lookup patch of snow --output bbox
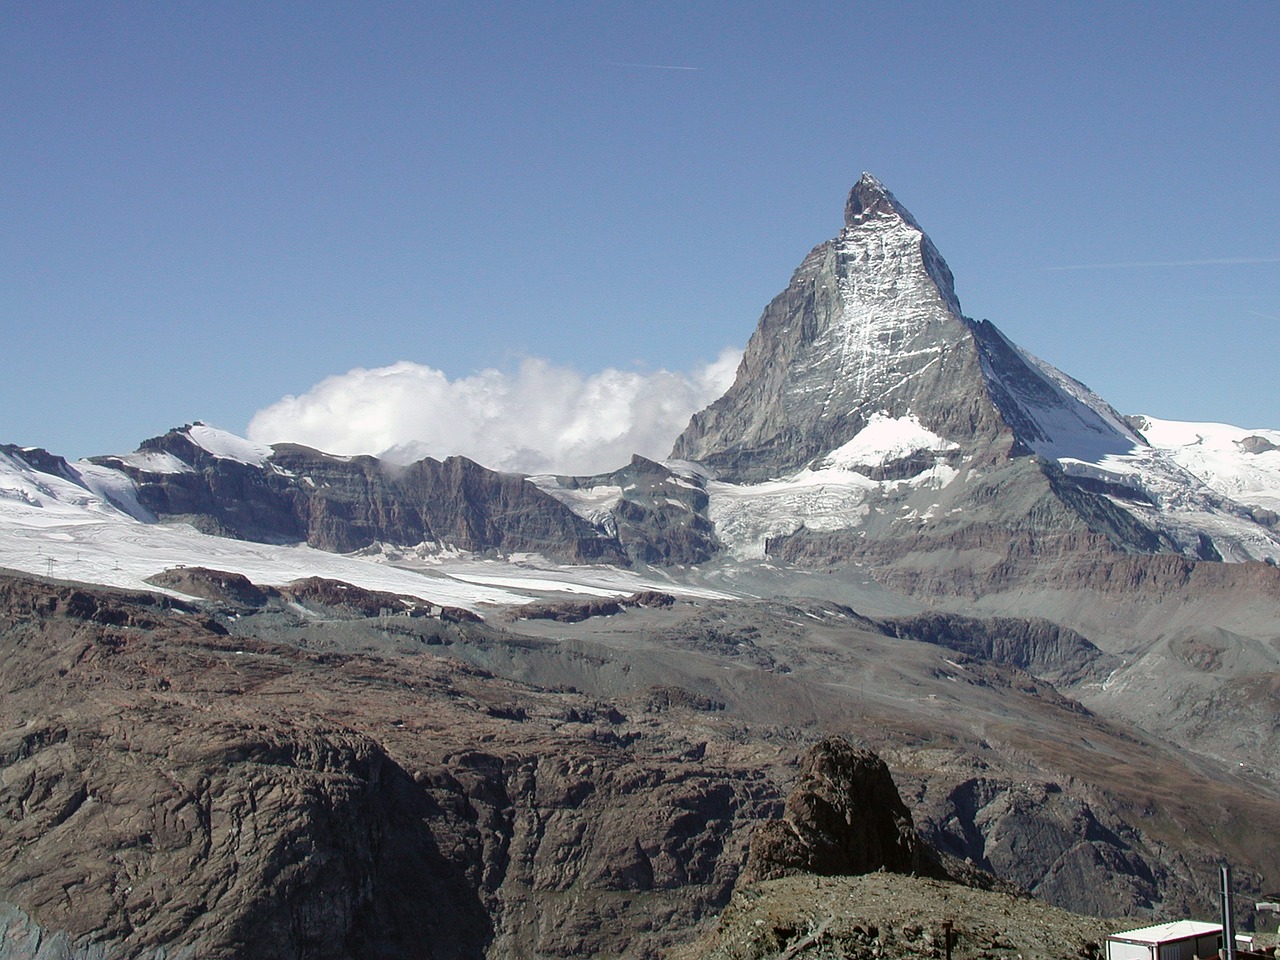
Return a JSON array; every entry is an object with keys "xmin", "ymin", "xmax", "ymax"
[
  {"xmin": 970, "ymin": 321, "xmax": 1143, "ymax": 465},
  {"xmin": 708, "ymin": 468, "xmax": 877, "ymax": 560},
  {"xmin": 187, "ymin": 424, "xmax": 274, "ymax": 467},
  {"xmin": 111, "ymin": 451, "xmax": 193, "ymax": 475},
  {"xmin": 526, "ymin": 476, "xmax": 623, "ymax": 527},
  {"xmin": 1056, "ymin": 446, "xmax": 1280, "ymax": 563},
  {"xmin": 816, "ymin": 413, "xmax": 957, "ymax": 470},
  {"xmin": 1136, "ymin": 416, "xmax": 1280, "ymax": 515},
  {"xmin": 72, "ymin": 461, "xmax": 154, "ymax": 522}
]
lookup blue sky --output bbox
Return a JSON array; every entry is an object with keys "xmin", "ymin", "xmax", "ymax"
[{"xmin": 3, "ymin": 2, "xmax": 1278, "ymax": 465}]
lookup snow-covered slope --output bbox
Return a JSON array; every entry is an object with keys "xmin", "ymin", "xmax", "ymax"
[
  {"xmin": 0, "ymin": 446, "xmax": 728, "ymax": 609},
  {"xmin": 1136, "ymin": 416, "xmax": 1280, "ymax": 516}
]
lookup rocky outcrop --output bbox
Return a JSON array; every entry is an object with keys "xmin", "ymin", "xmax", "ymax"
[
  {"xmin": 742, "ymin": 739, "xmax": 945, "ymax": 884},
  {"xmin": 278, "ymin": 576, "xmax": 439, "ymax": 618},
  {"xmin": 145, "ymin": 567, "xmax": 272, "ymax": 607},
  {"xmin": 505, "ymin": 590, "xmax": 675, "ymax": 624}
]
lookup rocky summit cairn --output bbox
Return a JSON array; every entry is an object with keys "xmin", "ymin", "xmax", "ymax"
[{"xmin": 742, "ymin": 737, "xmax": 946, "ymax": 884}]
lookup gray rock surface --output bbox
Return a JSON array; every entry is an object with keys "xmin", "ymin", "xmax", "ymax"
[
  {"xmin": 92, "ymin": 428, "xmax": 628, "ymax": 564},
  {"xmin": 672, "ymin": 174, "xmax": 1012, "ymax": 481}
]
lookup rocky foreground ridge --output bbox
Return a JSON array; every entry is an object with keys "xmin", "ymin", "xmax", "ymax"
[
  {"xmin": 2, "ymin": 571, "xmax": 1278, "ymax": 958},
  {"xmin": 675, "ymin": 739, "xmax": 1109, "ymax": 960}
]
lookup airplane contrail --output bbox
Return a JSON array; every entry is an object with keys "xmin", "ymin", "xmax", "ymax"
[
  {"xmin": 609, "ymin": 61, "xmax": 701, "ymax": 71},
  {"xmin": 1043, "ymin": 256, "xmax": 1280, "ymax": 271}
]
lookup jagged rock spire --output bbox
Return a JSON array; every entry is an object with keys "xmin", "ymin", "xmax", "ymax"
[
  {"xmin": 670, "ymin": 175, "xmax": 1141, "ymax": 482},
  {"xmin": 844, "ymin": 172, "xmax": 921, "ymax": 230},
  {"xmin": 671, "ymin": 175, "xmax": 990, "ymax": 480}
]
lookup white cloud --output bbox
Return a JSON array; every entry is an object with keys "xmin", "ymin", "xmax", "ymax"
[{"xmin": 246, "ymin": 349, "xmax": 742, "ymax": 476}]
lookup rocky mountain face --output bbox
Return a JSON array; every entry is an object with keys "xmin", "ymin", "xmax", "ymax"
[
  {"xmin": 531, "ymin": 455, "xmax": 720, "ymax": 565},
  {"xmin": 87, "ymin": 427, "xmax": 628, "ymax": 563},
  {"xmin": 670, "ymin": 174, "xmax": 1140, "ymax": 480},
  {"xmin": 0, "ymin": 572, "xmax": 783, "ymax": 959}
]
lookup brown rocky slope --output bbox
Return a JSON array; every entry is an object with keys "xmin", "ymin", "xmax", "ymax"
[
  {"xmin": 0, "ymin": 572, "xmax": 782, "ymax": 959},
  {"xmin": 3, "ymin": 572, "xmax": 1277, "ymax": 958}
]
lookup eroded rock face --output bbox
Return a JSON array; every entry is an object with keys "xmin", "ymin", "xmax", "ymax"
[
  {"xmin": 877, "ymin": 613, "xmax": 1117, "ymax": 688},
  {"xmin": 541, "ymin": 455, "xmax": 721, "ymax": 565},
  {"xmin": 742, "ymin": 738, "xmax": 943, "ymax": 884},
  {"xmin": 92, "ymin": 430, "xmax": 629, "ymax": 564},
  {"xmin": 0, "ymin": 573, "xmax": 780, "ymax": 960}
]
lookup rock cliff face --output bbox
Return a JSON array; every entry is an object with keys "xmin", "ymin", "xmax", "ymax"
[{"xmin": 91, "ymin": 427, "xmax": 628, "ymax": 564}]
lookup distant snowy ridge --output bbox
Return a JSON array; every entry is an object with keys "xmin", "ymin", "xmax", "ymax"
[
  {"xmin": 0, "ymin": 435, "xmax": 727, "ymax": 609},
  {"xmin": 1136, "ymin": 416, "xmax": 1280, "ymax": 515}
]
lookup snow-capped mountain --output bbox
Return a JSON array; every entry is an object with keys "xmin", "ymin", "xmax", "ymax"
[
  {"xmin": 672, "ymin": 174, "xmax": 1145, "ymax": 480},
  {"xmin": 668, "ymin": 174, "xmax": 1280, "ymax": 565},
  {"xmin": 2, "ymin": 175, "xmax": 1279, "ymax": 605}
]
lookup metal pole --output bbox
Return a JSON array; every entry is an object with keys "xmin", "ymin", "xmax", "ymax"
[{"xmin": 1222, "ymin": 865, "xmax": 1237, "ymax": 960}]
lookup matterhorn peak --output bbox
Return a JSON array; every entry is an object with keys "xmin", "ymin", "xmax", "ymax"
[
  {"xmin": 672, "ymin": 176, "xmax": 1143, "ymax": 482},
  {"xmin": 672, "ymin": 175, "xmax": 986, "ymax": 479},
  {"xmin": 844, "ymin": 172, "xmax": 921, "ymax": 230}
]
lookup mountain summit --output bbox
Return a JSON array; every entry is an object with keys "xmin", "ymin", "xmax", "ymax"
[
  {"xmin": 672, "ymin": 174, "xmax": 1140, "ymax": 481},
  {"xmin": 672, "ymin": 176, "xmax": 1279, "ymax": 566}
]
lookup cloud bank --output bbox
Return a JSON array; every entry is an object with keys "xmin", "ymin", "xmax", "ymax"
[{"xmin": 247, "ymin": 349, "xmax": 742, "ymax": 476}]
